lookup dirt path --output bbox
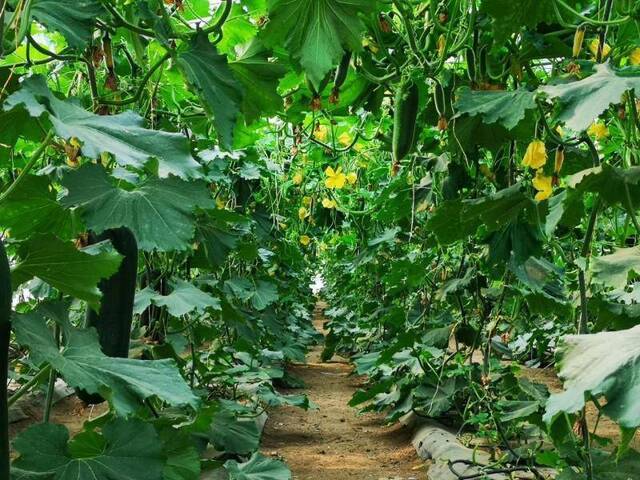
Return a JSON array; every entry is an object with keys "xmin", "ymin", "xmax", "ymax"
[{"xmin": 262, "ymin": 302, "xmax": 424, "ymax": 480}]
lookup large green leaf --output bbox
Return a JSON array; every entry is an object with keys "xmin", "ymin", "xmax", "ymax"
[
  {"xmin": 224, "ymin": 278, "xmax": 279, "ymax": 311},
  {"xmin": 261, "ymin": 0, "xmax": 372, "ymax": 89},
  {"xmin": 566, "ymin": 164, "xmax": 640, "ymax": 208},
  {"xmin": 542, "ymin": 63, "xmax": 640, "ymax": 132},
  {"xmin": 134, "ymin": 279, "xmax": 221, "ymax": 317},
  {"xmin": 545, "ymin": 325, "xmax": 640, "ymax": 428},
  {"xmin": 224, "ymin": 453, "xmax": 291, "ymax": 480},
  {"xmin": 61, "ymin": 164, "xmax": 213, "ymax": 252},
  {"xmin": 11, "ymin": 235, "xmax": 122, "ymax": 309},
  {"xmin": 12, "ymin": 419, "xmax": 163, "ymax": 480},
  {"xmin": 592, "ymin": 247, "xmax": 640, "ymax": 290},
  {"xmin": 30, "ymin": 0, "xmax": 104, "ymax": 49},
  {"xmin": 210, "ymin": 407, "xmax": 261, "ymax": 455},
  {"xmin": 454, "ymin": 87, "xmax": 537, "ymax": 130},
  {"xmin": 177, "ymin": 32, "xmax": 244, "ymax": 149},
  {"xmin": 0, "ymin": 175, "xmax": 75, "ymax": 239},
  {"xmin": 4, "ymin": 76, "xmax": 202, "ymax": 179},
  {"xmin": 229, "ymin": 40, "xmax": 287, "ymax": 123},
  {"xmin": 428, "ymin": 184, "xmax": 532, "ymax": 245},
  {"xmin": 13, "ymin": 310, "xmax": 199, "ymax": 415}
]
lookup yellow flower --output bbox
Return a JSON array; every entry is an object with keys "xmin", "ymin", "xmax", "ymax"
[
  {"xmin": 325, "ymin": 166, "xmax": 346, "ymax": 189},
  {"xmin": 299, "ymin": 235, "xmax": 311, "ymax": 246},
  {"xmin": 522, "ymin": 140, "xmax": 547, "ymax": 169},
  {"xmin": 292, "ymin": 171, "xmax": 304, "ymax": 185},
  {"xmin": 302, "ymin": 196, "xmax": 312, "ymax": 207},
  {"xmin": 346, "ymin": 172, "xmax": 358, "ymax": 185},
  {"xmin": 588, "ymin": 38, "xmax": 611, "ymax": 59},
  {"xmin": 216, "ymin": 197, "xmax": 226, "ymax": 209},
  {"xmin": 322, "ymin": 198, "xmax": 337, "ymax": 209},
  {"xmin": 318, "ymin": 242, "xmax": 328, "ymax": 252},
  {"xmin": 587, "ymin": 122, "xmax": 609, "ymax": 140},
  {"xmin": 630, "ymin": 47, "xmax": 640, "ymax": 66},
  {"xmin": 298, "ymin": 206, "xmax": 309, "ymax": 220},
  {"xmin": 278, "ymin": 222, "xmax": 287, "ymax": 230},
  {"xmin": 338, "ymin": 132, "xmax": 352, "ymax": 146},
  {"xmin": 315, "ymin": 124, "xmax": 329, "ymax": 142},
  {"xmin": 555, "ymin": 125, "xmax": 564, "ymax": 137},
  {"xmin": 532, "ymin": 170, "xmax": 553, "ymax": 201}
]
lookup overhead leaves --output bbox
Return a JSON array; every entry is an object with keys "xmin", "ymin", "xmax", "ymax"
[
  {"xmin": 230, "ymin": 40, "xmax": 287, "ymax": 123},
  {"xmin": 61, "ymin": 164, "xmax": 213, "ymax": 252},
  {"xmin": 177, "ymin": 32, "xmax": 244, "ymax": 149},
  {"xmin": 11, "ymin": 235, "xmax": 122, "ymax": 309},
  {"xmin": 224, "ymin": 453, "xmax": 291, "ymax": 480},
  {"xmin": 13, "ymin": 310, "xmax": 199, "ymax": 415},
  {"xmin": 224, "ymin": 278, "xmax": 279, "ymax": 310},
  {"xmin": 542, "ymin": 63, "xmax": 640, "ymax": 131},
  {"xmin": 261, "ymin": 0, "xmax": 372, "ymax": 89},
  {"xmin": 134, "ymin": 279, "xmax": 221, "ymax": 317},
  {"xmin": 30, "ymin": 0, "xmax": 104, "ymax": 49},
  {"xmin": 591, "ymin": 247, "xmax": 640, "ymax": 290},
  {"xmin": 4, "ymin": 76, "xmax": 202, "ymax": 179},
  {"xmin": 566, "ymin": 164, "xmax": 640, "ymax": 208},
  {"xmin": 455, "ymin": 87, "xmax": 537, "ymax": 130},
  {"xmin": 12, "ymin": 419, "xmax": 163, "ymax": 480}
]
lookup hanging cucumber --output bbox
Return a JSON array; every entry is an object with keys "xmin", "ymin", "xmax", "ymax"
[
  {"xmin": 392, "ymin": 78, "xmax": 420, "ymax": 163},
  {"xmin": 0, "ymin": 239, "xmax": 11, "ymax": 478},
  {"xmin": 330, "ymin": 51, "xmax": 352, "ymax": 104},
  {"xmin": 77, "ymin": 227, "xmax": 138, "ymax": 404}
]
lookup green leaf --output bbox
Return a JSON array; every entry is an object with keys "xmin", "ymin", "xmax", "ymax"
[
  {"xmin": 210, "ymin": 407, "xmax": 261, "ymax": 455},
  {"xmin": 12, "ymin": 419, "xmax": 163, "ymax": 480},
  {"xmin": 134, "ymin": 279, "xmax": 221, "ymax": 317},
  {"xmin": 542, "ymin": 63, "xmax": 640, "ymax": 132},
  {"xmin": 454, "ymin": 87, "xmax": 537, "ymax": 130},
  {"xmin": 481, "ymin": 0, "xmax": 567, "ymax": 43},
  {"xmin": 368, "ymin": 227, "xmax": 401, "ymax": 247},
  {"xmin": 567, "ymin": 164, "xmax": 640, "ymax": 208},
  {"xmin": 30, "ymin": 0, "xmax": 104, "ymax": 49},
  {"xmin": 229, "ymin": 40, "xmax": 287, "ymax": 123},
  {"xmin": 261, "ymin": 0, "xmax": 372, "ymax": 89},
  {"xmin": 11, "ymin": 234, "xmax": 122, "ymax": 309},
  {"xmin": 13, "ymin": 311, "xmax": 199, "ymax": 415},
  {"xmin": 61, "ymin": 164, "xmax": 213, "ymax": 252},
  {"xmin": 4, "ymin": 76, "xmax": 202, "ymax": 179},
  {"xmin": 224, "ymin": 278, "xmax": 279, "ymax": 311},
  {"xmin": 159, "ymin": 427, "xmax": 201, "ymax": 480},
  {"xmin": 428, "ymin": 184, "xmax": 532, "ymax": 245},
  {"xmin": 545, "ymin": 325, "xmax": 640, "ymax": 428},
  {"xmin": 224, "ymin": 453, "xmax": 291, "ymax": 480},
  {"xmin": 592, "ymin": 247, "xmax": 640, "ymax": 290},
  {"xmin": 0, "ymin": 175, "xmax": 75, "ymax": 239},
  {"xmin": 177, "ymin": 32, "xmax": 244, "ymax": 149}
]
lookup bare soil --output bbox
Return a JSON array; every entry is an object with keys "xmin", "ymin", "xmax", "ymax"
[{"xmin": 261, "ymin": 302, "xmax": 425, "ymax": 480}]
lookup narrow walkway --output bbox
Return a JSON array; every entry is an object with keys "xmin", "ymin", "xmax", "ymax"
[{"xmin": 262, "ymin": 302, "xmax": 424, "ymax": 480}]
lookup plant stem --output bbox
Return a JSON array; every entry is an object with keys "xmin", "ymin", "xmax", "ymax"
[
  {"xmin": 8, "ymin": 365, "xmax": 51, "ymax": 408},
  {"xmin": 42, "ymin": 325, "xmax": 59, "ymax": 423},
  {"xmin": 0, "ymin": 130, "xmax": 54, "ymax": 204}
]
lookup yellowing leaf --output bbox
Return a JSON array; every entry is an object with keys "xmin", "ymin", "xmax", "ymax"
[
  {"xmin": 338, "ymin": 132, "xmax": 352, "ymax": 146},
  {"xmin": 522, "ymin": 140, "xmax": 547, "ymax": 169}
]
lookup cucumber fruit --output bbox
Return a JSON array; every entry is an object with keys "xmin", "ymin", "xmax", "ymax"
[
  {"xmin": 392, "ymin": 78, "xmax": 420, "ymax": 163},
  {"xmin": 77, "ymin": 227, "xmax": 138, "ymax": 404},
  {"xmin": 0, "ymin": 239, "xmax": 11, "ymax": 478}
]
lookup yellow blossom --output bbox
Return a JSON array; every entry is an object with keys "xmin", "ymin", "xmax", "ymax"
[
  {"xmin": 532, "ymin": 170, "xmax": 553, "ymax": 201},
  {"xmin": 346, "ymin": 172, "xmax": 358, "ymax": 185},
  {"xmin": 299, "ymin": 235, "xmax": 311, "ymax": 246},
  {"xmin": 325, "ymin": 166, "xmax": 347, "ymax": 189},
  {"xmin": 292, "ymin": 171, "xmax": 304, "ymax": 185},
  {"xmin": 630, "ymin": 47, "xmax": 640, "ymax": 66},
  {"xmin": 322, "ymin": 198, "xmax": 337, "ymax": 209},
  {"xmin": 315, "ymin": 124, "xmax": 329, "ymax": 142},
  {"xmin": 338, "ymin": 132, "xmax": 352, "ymax": 146},
  {"xmin": 215, "ymin": 197, "xmax": 226, "ymax": 209},
  {"xmin": 587, "ymin": 122, "xmax": 609, "ymax": 140},
  {"xmin": 278, "ymin": 222, "xmax": 287, "ymax": 230},
  {"xmin": 298, "ymin": 206, "xmax": 309, "ymax": 220},
  {"xmin": 588, "ymin": 38, "xmax": 611, "ymax": 59},
  {"xmin": 555, "ymin": 125, "xmax": 565, "ymax": 137},
  {"xmin": 522, "ymin": 140, "xmax": 547, "ymax": 169},
  {"xmin": 302, "ymin": 196, "xmax": 312, "ymax": 207},
  {"xmin": 318, "ymin": 242, "xmax": 328, "ymax": 252}
]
